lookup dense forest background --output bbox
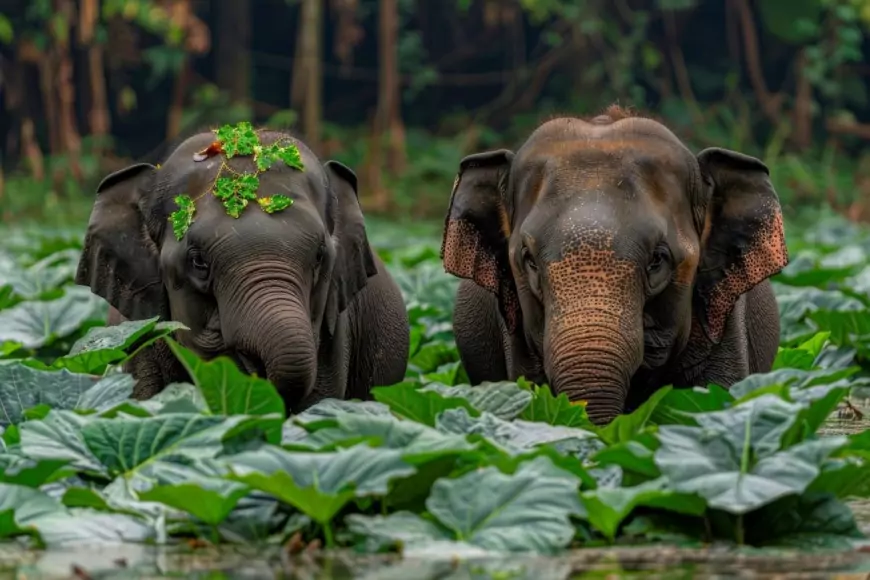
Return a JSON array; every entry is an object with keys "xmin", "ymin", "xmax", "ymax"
[{"xmin": 1, "ymin": 0, "xmax": 869, "ymax": 223}]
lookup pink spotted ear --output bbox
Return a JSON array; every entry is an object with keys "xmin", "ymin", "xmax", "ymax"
[
  {"xmin": 693, "ymin": 147, "xmax": 789, "ymax": 343},
  {"xmin": 440, "ymin": 149, "xmax": 521, "ymax": 332}
]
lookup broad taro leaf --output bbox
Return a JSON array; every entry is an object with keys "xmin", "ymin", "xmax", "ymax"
[
  {"xmin": 75, "ymin": 374, "xmax": 135, "ymax": 413},
  {"xmin": 0, "ymin": 286, "xmax": 105, "ymax": 349},
  {"xmin": 519, "ymin": 383, "xmax": 591, "ymax": 428},
  {"xmin": 225, "ymin": 443, "xmax": 416, "ymax": 523},
  {"xmin": 80, "ymin": 414, "xmax": 277, "ymax": 478},
  {"xmin": 406, "ymin": 340, "xmax": 460, "ymax": 376},
  {"xmin": 28, "ymin": 508, "xmax": 156, "ymax": 546},
  {"xmin": 655, "ymin": 395, "xmax": 848, "ymax": 514},
  {"xmin": 649, "ymin": 385, "xmax": 734, "ymax": 425},
  {"xmin": 347, "ymin": 511, "xmax": 450, "ymax": 552},
  {"xmin": 421, "ymin": 360, "xmax": 470, "ymax": 386},
  {"xmin": 282, "ymin": 398, "xmax": 392, "ymax": 443},
  {"xmin": 436, "ymin": 407, "xmax": 599, "ymax": 457},
  {"xmin": 138, "ymin": 480, "xmax": 251, "ymax": 526},
  {"xmin": 580, "ymin": 476, "xmax": 706, "ymax": 541},
  {"xmin": 771, "ymin": 329, "xmax": 830, "ymax": 372},
  {"xmin": 19, "ymin": 411, "xmax": 106, "ymax": 475},
  {"xmin": 0, "ymin": 250, "xmax": 76, "ymax": 302},
  {"xmin": 0, "ymin": 454, "xmax": 71, "ymax": 487},
  {"xmin": 43, "ymin": 317, "xmax": 186, "ymax": 374},
  {"xmin": 166, "ymin": 339, "xmax": 285, "ymax": 423},
  {"xmin": 747, "ymin": 492, "xmax": 863, "ymax": 549},
  {"xmin": 419, "ymin": 381, "xmax": 531, "ymax": 420},
  {"xmin": 730, "ymin": 366, "xmax": 857, "ymax": 401},
  {"xmin": 373, "ymin": 381, "xmax": 478, "ymax": 426},
  {"xmin": 286, "ymin": 411, "xmax": 475, "ymax": 461},
  {"xmin": 595, "ymin": 387, "xmax": 672, "ymax": 445},
  {"xmin": 424, "ymin": 456, "xmax": 584, "ymax": 553},
  {"xmin": 0, "ymin": 483, "xmax": 65, "ymax": 538},
  {"xmin": 0, "ymin": 362, "xmax": 101, "ymax": 426},
  {"xmin": 591, "ymin": 432, "xmax": 661, "ymax": 483},
  {"xmin": 136, "ymin": 382, "xmax": 208, "ymax": 415}
]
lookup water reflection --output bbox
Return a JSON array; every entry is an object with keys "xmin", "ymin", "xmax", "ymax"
[{"xmin": 5, "ymin": 544, "xmax": 870, "ymax": 579}]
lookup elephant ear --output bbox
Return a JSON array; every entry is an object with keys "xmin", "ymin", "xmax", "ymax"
[
  {"xmin": 693, "ymin": 147, "xmax": 789, "ymax": 344},
  {"xmin": 440, "ymin": 149, "xmax": 520, "ymax": 332},
  {"xmin": 323, "ymin": 160, "xmax": 378, "ymax": 335},
  {"xmin": 75, "ymin": 163, "xmax": 169, "ymax": 321}
]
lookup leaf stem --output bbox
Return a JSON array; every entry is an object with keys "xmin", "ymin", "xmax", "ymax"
[
  {"xmin": 735, "ymin": 514, "xmax": 744, "ymax": 546},
  {"xmin": 323, "ymin": 521, "xmax": 335, "ymax": 548}
]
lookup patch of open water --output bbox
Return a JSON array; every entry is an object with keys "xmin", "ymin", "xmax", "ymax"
[{"xmin": 8, "ymin": 403, "xmax": 870, "ymax": 579}]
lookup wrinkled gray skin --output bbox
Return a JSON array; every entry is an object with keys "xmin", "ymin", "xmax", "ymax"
[
  {"xmin": 76, "ymin": 130, "xmax": 410, "ymax": 412},
  {"xmin": 441, "ymin": 111, "xmax": 788, "ymax": 425}
]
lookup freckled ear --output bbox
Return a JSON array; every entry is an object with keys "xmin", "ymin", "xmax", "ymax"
[
  {"xmin": 693, "ymin": 147, "xmax": 789, "ymax": 343},
  {"xmin": 440, "ymin": 149, "xmax": 521, "ymax": 332}
]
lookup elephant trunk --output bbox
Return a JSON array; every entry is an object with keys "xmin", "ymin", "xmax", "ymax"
[
  {"xmin": 544, "ymin": 313, "xmax": 644, "ymax": 425},
  {"xmin": 221, "ymin": 281, "xmax": 318, "ymax": 410}
]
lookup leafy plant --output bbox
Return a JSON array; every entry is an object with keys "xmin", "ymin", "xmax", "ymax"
[{"xmin": 0, "ymin": 212, "xmax": 867, "ymax": 561}]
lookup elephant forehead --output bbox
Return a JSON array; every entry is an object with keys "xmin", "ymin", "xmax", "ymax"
[{"xmin": 515, "ymin": 135, "xmax": 690, "ymax": 205}]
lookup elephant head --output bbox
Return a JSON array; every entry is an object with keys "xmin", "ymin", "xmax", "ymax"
[
  {"xmin": 75, "ymin": 129, "xmax": 377, "ymax": 409},
  {"xmin": 440, "ymin": 107, "xmax": 788, "ymax": 424}
]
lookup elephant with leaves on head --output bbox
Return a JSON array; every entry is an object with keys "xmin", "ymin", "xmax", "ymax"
[
  {"xmin": 75, "ymin": 127, "xmax": 410, "ymax": 412},
  {"xmin": 440, "ymin": 105, "xmax": 789, "ymax": 425}
]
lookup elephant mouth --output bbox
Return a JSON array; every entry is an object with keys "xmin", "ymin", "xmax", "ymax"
[{"xmin": 235, "ymin": 351, "xmax": 267, "ymax": 379}]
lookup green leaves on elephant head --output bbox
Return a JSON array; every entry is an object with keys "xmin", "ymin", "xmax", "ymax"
[
  {"xmin": 169, "ymin": 122, "xmax": 306, "ymax": 240},
  {"xmin": 170, "ymin": 195, "xmax": 196, "ymax": 241},
  {"xmin": 257, "ymin": 195, "xmax": 294, "ymax": 214}
]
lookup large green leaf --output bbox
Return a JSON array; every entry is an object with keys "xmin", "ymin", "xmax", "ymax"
[
  {"xmin": 580, "ymin": 476, "xmax": 706, "ymax": 541},
  {"xmin": 0, "ymin": 483, "xmax": 65, "ymax": 538},
  {"xmin": 372, "ymin": 381, "xmax": 477, "ymax": 426},
  {"xmin": 0, "ymin": 286, "xmax": 105, "ymax": 349},
  {"xmin": 436, "ymin": 407, "xmax": 599, "ymax": 456},
  {"xmin": 19, "ymin": 411, "xmax": 106, "ymax": 475},
  {"xmin": 425, "ymin": 456, "xmax": 584, "ymax": 553},
  {"xmin": 419, "ymin": 381, "xmax": 532, "ymax": 420},
  {"xmin": 595, "ymin": 387, "xmax": 672, "ymax": 445},
  {"xmin": 32, "ymin": 317, "xmax": 188, "ymax": 374},
  {"xmin": 519, "ymin": 383, "xmax": 591, "ymax": 428},
  {"xmin": 226, "ymin": 443, "xmax": 415, "ymax": 523},
  {"xmin": 0, "ymin": 362, "xmax": 100, "ymax": 426},
  {"xmin": 138, "ymin": 480, "xmax": 251, "ymax": 525},
  {"xmin": 81, "ymin": 414, "xmax": 277, "ymax": 477},
  {"xmin": 286, "ymin": 410, "xmax": 475, "ymax": 460},
  {"xmin": 166, "ymin": 339, "xmax": 285, "ymax": 421},
  {"xmin": 654, "ymin": 395, "xmax": 848, "ymax": 514}
]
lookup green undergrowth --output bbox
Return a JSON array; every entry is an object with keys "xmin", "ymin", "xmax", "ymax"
[{"xmin": 0, "ymin": 216, "xmax": 869, "ymax": 555}]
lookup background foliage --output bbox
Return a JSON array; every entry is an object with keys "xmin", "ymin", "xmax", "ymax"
[{"xmin": 2, "ymin": 0, "xmax": 870, "ymax": 223}]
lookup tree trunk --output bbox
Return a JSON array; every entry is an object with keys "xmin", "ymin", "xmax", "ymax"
[
  {"xmin": 792, "ymin": 49, "xmax": 812, "ymax": 151},
  {"xmin": 167, "ymin": 59, "xmax": 191, "ymax": 140},
  {"xmin": 54, "ymin": 0, "xmax": 82, "ymax": 184},
  {"xmin": 80, "ymin": 0, "xmax": 110, "ymax": 152},
  {"xmin": 293, "ymin": 0, "xmax": 323, "ymax": 152},
  {"xmin": 216, "ymin": 0, "xmax": 251, "ymax": 103},
  {"xmin": 377, "ymin": 0, "xmax": 406, "ymax": 175}
]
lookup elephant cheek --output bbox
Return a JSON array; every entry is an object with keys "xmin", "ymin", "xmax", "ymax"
[{"xmin": 542, "ymin": 242, "xmax": 645, "ymax": 424}]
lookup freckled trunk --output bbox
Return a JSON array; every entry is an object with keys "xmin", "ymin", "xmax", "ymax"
[
  {"xmin": 222, "ymin": 284, "xmax": 318, "ymax": 410},
  {"xmin": 544, "ymin": 294, "xmax": 644, "ymax": 426}
]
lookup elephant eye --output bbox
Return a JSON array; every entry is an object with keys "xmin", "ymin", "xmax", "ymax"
[
  {"xmin": 188, "ymin": 249, "xmax": 209, "ymax": 278},
  {"xmin": 648, "ymin": 246, "xmax": 669, "ymax": 272}
]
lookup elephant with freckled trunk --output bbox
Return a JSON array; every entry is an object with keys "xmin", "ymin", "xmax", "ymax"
[
  {"xmin": 441, "ymin": 106, "xmax": 789, "ymax": 425},
  {"xmin": 75, "ymin": 129, "xmax": 410, "ymax": 412}
]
